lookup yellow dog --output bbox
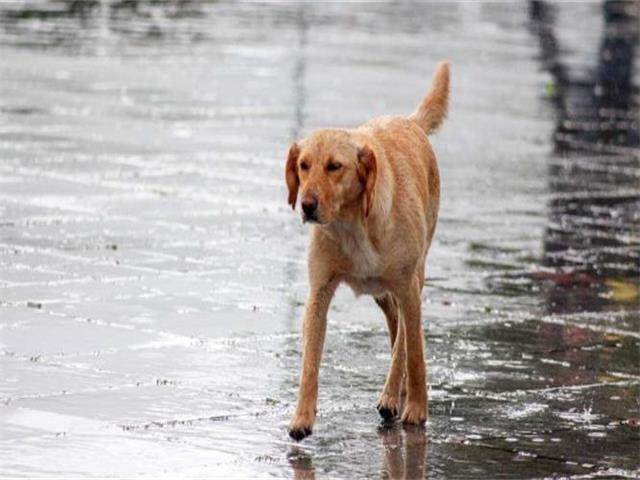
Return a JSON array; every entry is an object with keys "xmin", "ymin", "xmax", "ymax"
[{"xmin": 285, "ymin": 61, "xmax": 449, "ymax": 440}]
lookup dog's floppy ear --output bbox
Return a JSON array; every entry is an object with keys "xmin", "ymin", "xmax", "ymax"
[
  {"xmin": 357, "ymin": 145, "xmax": 377, "ymax": 217},
  {"xmin": 285, "ymin": 143, "xmax": 301, "ymax": 209}
]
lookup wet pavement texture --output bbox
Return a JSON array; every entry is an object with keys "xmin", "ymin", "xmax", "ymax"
[{"xmin": 0, "ymin": 1, "xmax": 639, "ymax": 478}]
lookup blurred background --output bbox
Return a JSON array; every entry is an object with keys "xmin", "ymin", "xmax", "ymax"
[{"xmin": 0, "ymin": 1, "xmax": 638, "ymax": 478}]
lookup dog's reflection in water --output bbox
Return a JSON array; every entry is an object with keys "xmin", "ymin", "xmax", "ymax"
[
  {"xmin": 379, "ymin": 424, "xmax": 427, "ymax": 479},
  {"xmin": 287, "ymin": 447, "xmax": 315, "ymax": 480},
  {"xmin": 288, "ymin": 425, "xmax": 427, "ymax": 480}
]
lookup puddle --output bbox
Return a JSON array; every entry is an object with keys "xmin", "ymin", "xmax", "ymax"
[{"xmin": 0, "ymin": 1, "xmax": 638, "ymax": 478}]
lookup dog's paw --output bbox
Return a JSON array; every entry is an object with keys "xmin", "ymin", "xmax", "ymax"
[
  {"xmin": 288, "ymin": 412, "xmax": 315, "ymax": 441},
  {"xmin": 377, "ymin": 393, "xmax": 400, "ymax": 422},
  {"xmin": 288, "ymin": 425, "xmax": 312, "ymax": 442},
  {"xmin": 400, "ymin": 399, "xmax": 426, "ymax": 425}
]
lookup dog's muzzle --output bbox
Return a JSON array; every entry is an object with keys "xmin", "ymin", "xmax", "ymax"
[{"xmin": 301, "ymin": 195, "xmax": 319, "ymax": 223}]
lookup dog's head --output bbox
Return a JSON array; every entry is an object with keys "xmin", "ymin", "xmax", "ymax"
[{"xmin": 285, "ymin": 130, "xmax": 377, "ymax": 225}]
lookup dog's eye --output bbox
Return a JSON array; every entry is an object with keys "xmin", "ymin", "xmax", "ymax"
[
  {"xmin": 327, "ymin": 162, "xmax": 342, "ymax": 172},
  {"xmin": 299, "ymin": 161, "xmax": 309, "ymax": 171}
]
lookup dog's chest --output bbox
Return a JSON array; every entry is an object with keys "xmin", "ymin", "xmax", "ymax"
[
  {"xmin": 345, "ymin": 275, "xmax": 387, "ymax": 297},
  {"xmin": 333, "ymin": 227, "xmax": 386, "ymax": 296}
]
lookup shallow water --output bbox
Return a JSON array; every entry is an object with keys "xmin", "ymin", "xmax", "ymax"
[{"xmin": 0, "ymin": 1, "xmax": 638, "ymax": 478}]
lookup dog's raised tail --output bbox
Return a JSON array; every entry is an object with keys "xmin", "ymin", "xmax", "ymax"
[{"xmin": 409, "ymin": 61, "xmax": 450, "ymax": 134}]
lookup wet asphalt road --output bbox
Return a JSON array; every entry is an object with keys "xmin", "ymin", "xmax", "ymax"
[{"xmin": 1, "ymin": 1, "xmax": 639, "ymax": 478}]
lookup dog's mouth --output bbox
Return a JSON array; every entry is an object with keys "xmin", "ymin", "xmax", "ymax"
[{"xmin": 302, "ymin": 212, "xmax": 324, "ymax": 225}]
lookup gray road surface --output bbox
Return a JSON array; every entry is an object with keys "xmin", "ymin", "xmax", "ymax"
[{"xmin": 1, "ymin": 1, "xmax": 638, "ymax": 478}]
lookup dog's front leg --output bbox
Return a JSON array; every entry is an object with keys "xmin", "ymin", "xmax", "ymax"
[
  {"xmin": 395, "ymin": 277, "xmax": 427, "ymax": 425},
  {"xmin": 288, "ymin": 275, "xmax": 338, "ymax": 441}
]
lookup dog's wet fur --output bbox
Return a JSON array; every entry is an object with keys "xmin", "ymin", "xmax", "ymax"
[{"xmin": 285, "ymin": 62, "xmax": 450, "ymax": 441}]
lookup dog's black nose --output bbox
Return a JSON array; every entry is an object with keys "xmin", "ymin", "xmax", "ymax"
[{"xmin": 301, "ymin": 196, "xmax": 318, "ymax": 221}]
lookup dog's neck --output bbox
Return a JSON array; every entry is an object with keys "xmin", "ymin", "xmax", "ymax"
[{"xmin": 322, "ymin": 218, "xmax": 380, "ymax": 277}]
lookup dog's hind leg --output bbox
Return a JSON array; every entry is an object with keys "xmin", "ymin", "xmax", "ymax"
[
  {"xmin": 376, "ymin": 293, "xmax": 406, "ymax": 421},
  {"xmin": 375, "ymin": 293, "xmax": 399, "ymax": 349}
]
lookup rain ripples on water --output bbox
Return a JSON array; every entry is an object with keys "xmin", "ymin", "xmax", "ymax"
[{"xmin": 0, "ymin": 1, "xmax": 638, "ymax": 478}]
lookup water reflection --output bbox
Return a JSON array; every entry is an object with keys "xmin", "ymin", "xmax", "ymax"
[
  {"xmin": 529, "ymin": 0, "xmax": 639, "ymax": 315},
  {"xmin": 288, "ymin": 447, "xmax": 316, "ymax": 480},
  {"xmin": 0, "ymin": 0, "xmax": 206, "ymax": 51},
  {"xmin": 2, "ymin": 0, "xmax": 204, "ymax": 20},
  {"xmin": 287, "ymin": 425, "xmax": 427, "ymax": 480},
  {"xmin": 1, "ymin": 1, "xmax": 638, "ymax": 478},
  {"xmin": 378, "ymin": 425, "xmax": 428, "ymax": 480}
]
